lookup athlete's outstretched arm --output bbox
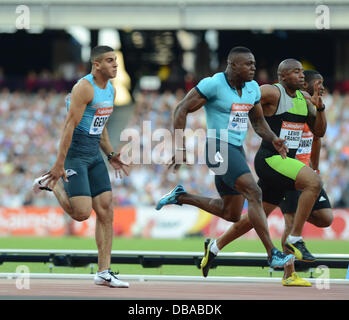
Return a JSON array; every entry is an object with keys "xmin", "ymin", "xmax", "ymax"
[
  {"xmin": 306, "ymin": 101, "xmax": 326, "ymax": 137},
  {"xmin": 100, "ymin": 87, "xmax": 117, "ymax": 157},
  {"xmin": 305, "ymin": 81, "xmax": 327, "ymax": 137},
  {"xmin": 310, "ymin": 135, "xmax": 321, "ymax": 172},
  {"xmin": 168, "ymin": 88, "xmax": 207, "ymax": 171},
  {"xmin": 249, "ymin": 102, "xmax": 288, "ymax": 159},
  {"xmin": 100, "ymin": 122, "xmax": 114, "ymax": 156},
  {"xmin": 100, "ymin": 125, "xmax": 129, "ymax": 178},
  {"xmin": 173, "ymin": 88, "xmax": 207, "ymax": 132},
  {"xmin": 43, "ymin": 80, "xmax": 93, "ymax": 189},
  {"xmin": 248, "ymin": 102, "xmax": 276, "ymax": 141},
  {"xmin": 301, "ymin": 88, "xmax": 324, "ymax": 166}
]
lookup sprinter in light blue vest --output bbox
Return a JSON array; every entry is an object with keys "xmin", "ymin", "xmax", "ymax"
[
  {"xmin": 32, "ymin": 46, "xmax": 129, "ymax": 288},
  {"xmin": 156, "ymin": 47, "xmax": 295, "ymax": 274}
]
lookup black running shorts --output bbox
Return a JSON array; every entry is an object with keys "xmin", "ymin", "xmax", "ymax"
[{"xmin": 279, "ymin": 188, "xmax": 331, "ymax": 214}]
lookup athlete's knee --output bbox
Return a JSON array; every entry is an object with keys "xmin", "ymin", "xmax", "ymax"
[
  {"xmin": 97, "ymin": 210, "xmax": 114, "ymax": 225},
  {"xmin": 318, "ymin": 214, "xmax": 333, "ymax": 228},
  {"xmin": 315, "ymin": 176, "xmax": 323, "ymax": 192},
  {"xmin": 245, "ymin": 185, "xmax": 262, "ymax": 204},
  {"xmin": 220, "ymin": 206, "xmax": 241, "ymax": 222},
  {"xmin": 95, "ymin": 203, "xmax": 114, "ymax": 224},
  {"xmin": 226, "ymin": 212, "xmax": 241, "ymax": 223},
  {"xmin": 236, "ymin": 175, "xmax": 262, "ymax": 203},
  {"xmin": 71, "ymin": 208, "xmax": 91, "ymax": 222},
  {"xmin": 307, "ymin": 174, "xmax": 323, "ymax": 194},
  {"xmin": 310, "ymin": 209, "xmax": 333, "ymax": 228}
]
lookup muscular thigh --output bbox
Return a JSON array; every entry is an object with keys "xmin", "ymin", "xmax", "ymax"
[
  {"xmin": 92, "ymin": 190, "xmax": 112, "ymax": 212},
  {"xmin": 69, "ymin": 196, "xmax": 93, "ymax": 217},
  {"xmin": 92, "ymin": 191, "xmax": 113, "ymax": 222},
  {"xmin": 88, "ymin": 154, "xmax": 112, "ymax": 198}
]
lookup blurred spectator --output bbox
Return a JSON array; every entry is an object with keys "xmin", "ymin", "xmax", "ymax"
[
  {"xmin": 256, "ymin": 68, "xmax": 271, "ymax": 85},
  {"xmin": 184, "ymin": 73, "xmax": 197, "ymax": 92},
  {"xmin": 25, "ymin": 71, "xmax": 38, "ymax": 92},
  {"xmin": 37, "ymin": 69, "xmax": 52, "ymax": 90}
]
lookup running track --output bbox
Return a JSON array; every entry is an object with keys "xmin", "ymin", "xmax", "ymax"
[{"xmin": 1, "ymin": 278, "xmax": 348, "ymax": 300}]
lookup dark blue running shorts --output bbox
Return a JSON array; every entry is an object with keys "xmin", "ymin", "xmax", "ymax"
[
  {"xmin": 205, "ymin": 138, "xmax": 251, "ymax": 196},
  {"xmin": 63, "ymin": 150, "xmax": 112, "ymax": 198}
]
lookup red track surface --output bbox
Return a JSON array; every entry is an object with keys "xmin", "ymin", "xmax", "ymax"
[{"xmin": 1, "ymin": 279, "xmax": 348, "ymax": 300}]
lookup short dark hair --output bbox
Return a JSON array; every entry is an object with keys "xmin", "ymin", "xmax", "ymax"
[
  {"xmin": 90, "ymin": 45, "xmax": 114, "ymax": 63},
  {"xmin": 228, "ymin": 46, "xmax": 251, "ymax": 60},
  {"xmin": 304, "ymin": 70, "xmax": 322, "ymax": 83}
]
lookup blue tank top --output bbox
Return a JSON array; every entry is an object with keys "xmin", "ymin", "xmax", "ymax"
[
  {"xmin": 196, "ymin": 72, "xmax": 261, "ymax": 146},
  {"xmin": 65, "ymin": 74, "xmax": 115, "ymax": 155}
]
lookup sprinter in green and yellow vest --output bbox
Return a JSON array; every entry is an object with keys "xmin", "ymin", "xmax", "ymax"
[{"xmin": 255, "ymin": 59, "xmax": 326, "ymax": 264}]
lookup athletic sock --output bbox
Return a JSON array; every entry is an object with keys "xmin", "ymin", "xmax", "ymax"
[
  {"xmin": 97, "ymin": 269, "xmax": 109, "ymax": 275},
  {"xmin": 287, "ymin": 235, "xmax": 303, "ymax": 244},
  {"xmin": 210, "ymin": 239, "xmax": 219, "ymax": 255}
]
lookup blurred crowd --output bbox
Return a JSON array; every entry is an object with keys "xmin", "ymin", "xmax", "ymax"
[
  {"xmin": 0, "ymin": 78, "xmax": 349, "ymax": 209},
  {"xmin": 0, "ymin": 88, "xmax": 66, "ymax": 207},
  {"xmin": 0, "ymin": 64, "xmax": 87, "ymax": 94}
]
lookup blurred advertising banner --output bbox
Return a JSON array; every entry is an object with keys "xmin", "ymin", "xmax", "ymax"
[
  {"xmin": 0, "ymin": 207, "xmax": 66, "ymax": 236},
  {"xmin": 0, "ymin": 206, "xmax": 348, "ymax": 239},
  {"xmin": 0, "ymin": 206, "xmax": 136, "ymax": 237}
]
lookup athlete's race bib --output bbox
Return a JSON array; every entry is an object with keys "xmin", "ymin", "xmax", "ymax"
[
  {"xmin": 279, "ymin": 121, "xmax": 304, "ymax": 149},
  {"xmin": 296, "ymin": 129, "xmax": 313, "ymax": 164},
  {"xmin": 89, "ymin": 106, "xmax": 113, "ymax": 135},
  {"xmin": 228, "ymin": 103, "xmax": 253, "ymax": 132}
]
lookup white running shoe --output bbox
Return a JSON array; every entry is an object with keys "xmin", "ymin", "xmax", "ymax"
[
  {"xmin": 32, "ymin": 174, "xmax": 52, "ymax": 194},
  {"xmin": 94, "ymin": 270, "xmax": 129, "ymax": 288}
]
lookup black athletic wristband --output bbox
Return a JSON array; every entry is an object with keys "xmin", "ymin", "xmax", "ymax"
[
  {"xmin": 107, "ymin": 151, "xmax": 115, "ymax": 161},
  {"xmin": 317, "ymin": 104, "xmax": 325, "ymax": 112}
]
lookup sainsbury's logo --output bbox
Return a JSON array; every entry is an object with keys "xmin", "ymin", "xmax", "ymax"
[
  {"xmin": 95, "ymin": 107, "xmax": 113, "ymax": 116},
  {"xmin": 281, "ymin": 121, "xmax": 304, "ymax": 130}
]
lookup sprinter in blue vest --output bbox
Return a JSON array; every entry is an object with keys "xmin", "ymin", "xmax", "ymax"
[
  {"xmin": 33, "ymin": 46, "xmax": 129, "ymax": 288},
  {"xmin": 156, "ymin": 46, "xmax": 295, "ymax": 272}
]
